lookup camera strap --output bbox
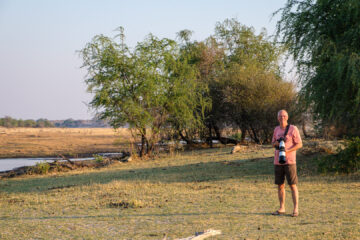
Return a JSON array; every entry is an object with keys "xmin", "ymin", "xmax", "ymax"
[{"xmin": 284, "ymin": 124, "xmax": 290, "ymax": 138}]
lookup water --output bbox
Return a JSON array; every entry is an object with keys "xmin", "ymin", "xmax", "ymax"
[
  {"xmin": 0, "ymin": 153, "xmax": 122, "ymax": 172},
  {"xmin": 0, "ymin": 158, "xmax": 57, "ymax": 172}
]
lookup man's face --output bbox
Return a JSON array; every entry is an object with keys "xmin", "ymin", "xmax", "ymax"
[{"xmin": 278, "ymin": 111, "xmax": 288, "ymax": 125}]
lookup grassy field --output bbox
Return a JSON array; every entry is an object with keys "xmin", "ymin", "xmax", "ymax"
[
  {"xmin": 0, "ymin": 144, "xmax": 359, "ymax": 239},
  {"xmin": 0, "ymin": 128, "xmax": 131, "ymax": 158}
]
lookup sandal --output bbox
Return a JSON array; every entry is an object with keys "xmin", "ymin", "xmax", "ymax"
[
  {"xmin": 291, "ymin": 212, "xmax": 299, "ymax": 217},
  {"xmin": 272, "ymin": 210, "xmax": 285, "ymax": 215}
]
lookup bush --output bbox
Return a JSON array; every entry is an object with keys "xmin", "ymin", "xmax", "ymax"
[
  {"xmin": 318, "ymin": 137, "xmax": 360, "ymax": 174},
  {"xmin": 28, "ymin": 161, "xmax": 51, "ymax": 175},
  {"xmin": 230, "ymin": 132, "xmax": 242, "ymax": 141},
  {"xmin": 94, "ymin": 154, "xmax": 104, "ymax": 163}
]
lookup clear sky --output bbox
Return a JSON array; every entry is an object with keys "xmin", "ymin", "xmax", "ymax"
[{"xmin": 0, "ymin": 0, "xmax": 287, "ymax": 120}]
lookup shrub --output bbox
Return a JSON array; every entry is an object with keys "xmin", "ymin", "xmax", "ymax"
[
  {"xmin": 230, "ymin": 132, "xmax": 242, "ymax": 141},
  {"xmin": 28, "ymin": 161, "xmax": 51, "ymax": 175},
  {"xmin": 94, "ymin": 154, "xmax": 104, "ymax": 163},
  {"xmin": 318, "ymin": 137, "xmax": 360, "ymax": 174}
]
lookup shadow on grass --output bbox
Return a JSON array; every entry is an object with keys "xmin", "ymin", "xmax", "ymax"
[
  {"xmin": 1, "ymin": 154, "xmax": 358, "ymax": 193},
  {"xmin": 0, "ymin": 157, "xmax": 274, "ymax": 193},
  {"xmin": 0, "ymin": 211, "xmax": 275, "ymax": 221}
]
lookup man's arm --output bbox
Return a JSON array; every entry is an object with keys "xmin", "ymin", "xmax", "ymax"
[
  {"xmin": 286, "ymin": 126, "xmax": 302, "ymax": 153},
  {"xmin": 285, "ymin": 142, "xmax": 302, "ymax": 153},
  {"xmin": 271, "ymin": 127, "xmax": 279, "ymax": 148}
]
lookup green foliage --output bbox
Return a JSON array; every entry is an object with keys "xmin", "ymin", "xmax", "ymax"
[
  {"xmin": 318, "ymin": 137, "xmax": 360, "ymax": 174},
  {"xmin": 0, "ymin": 117, "xmax": 53, "ymax": 128},
  {"xmin": 215, "ymin": 18, "xmax": 283, "ymax": 73},
  {"xmin": 24, "ymin": 119, "xmax": 37, "ymax": 127},
  {"xmin": 276, "ymin": 0, "xmax": 360, "ymax": 135},
  {"xmin": 173, "ymin": 19, "xmax": 298, "ymax": 144},
  {"xmin": 209, "ymin": 18, "xmax": 297, "ymax": 143},
  {"xmin": 220, "ymin": 63, "xmax": 297, "ymax": 143},
  {"xmin": 94, "ymin": 154, "xmax": 104, "ymax": 163},
  {"xmin": 28, "ymin": 161, "xmax": 51, "ymax": 175},
  {"xmin": 80, "ymin": 19, "xmax": 298, "ymax": 148},
  {"xmin": 229, "ymin": 132, "xmax": 242, "ymax": 141},
  {"xmin": 80, "ymin": 28, "xmax": 210, "ymax": 156},
  {"xmin": 35, "ymin": 118, "xmax": 54, "ymax": 128}
]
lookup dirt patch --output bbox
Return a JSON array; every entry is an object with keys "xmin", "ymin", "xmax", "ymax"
[{"xmin": 108, "ymin": 200, "xmax": 145, "ymax": 209}]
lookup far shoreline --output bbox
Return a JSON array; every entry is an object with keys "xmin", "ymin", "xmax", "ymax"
[{"xmin": 0, "ymin": 127, "xmax": 130, "ymax": 159}]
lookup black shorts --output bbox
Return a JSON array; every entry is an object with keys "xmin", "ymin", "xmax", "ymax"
[{"xmin": 274, "ymin": 164, "xmax": 298, "ymax": 185}]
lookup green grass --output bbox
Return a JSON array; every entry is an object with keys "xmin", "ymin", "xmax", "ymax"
[{"xmin": 0, "ymin": 146, "xmax": 359, "ymax": 239}]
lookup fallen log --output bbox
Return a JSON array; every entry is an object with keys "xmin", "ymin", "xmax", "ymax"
[
  {"xmin": 58, "ymin": 154, "xmax": 75, "ymax": 165},
  {"xmin": 108, "ymin": 151, "xmax": 132, "ymax": 162},
  {"xmin": 164, "ymin": 229, "xmax": 221, "ymax": 240}
]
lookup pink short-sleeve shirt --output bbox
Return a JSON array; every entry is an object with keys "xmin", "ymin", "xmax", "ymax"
[{"xmin": 272, "ymin": 125, "xmax": 302, "ymax": 165}]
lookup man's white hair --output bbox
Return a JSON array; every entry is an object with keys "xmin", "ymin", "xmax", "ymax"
[{"xmin": 277, "ymin": 109, "xmax": 288, "ymax": 117}]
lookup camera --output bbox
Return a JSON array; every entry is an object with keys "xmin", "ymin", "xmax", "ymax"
[{"xmin": 277, "ymin": 137, "xmax": 286, "ymax": 164}]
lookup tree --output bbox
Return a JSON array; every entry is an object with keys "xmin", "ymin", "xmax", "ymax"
[
  {"xmin": 2, "ymin": 116, "xmax": 14, "ymax": 128},
  {"xmin": 275, "ymin": 0, "xmax": 360, "ymax": 136},
  {"xmin": 220, "ymin": 63, "xmax": 297, "ymax": 143},
  {"xmin": 174, "ymin": 19, "xmax": 298, "ymax": 144},
  {"xmin": 191, "ymin": 37, "xmax": 229, "ymax": 145},
  {"xmin": 24, "ymin": 119, "xmax": 36, "ymax": 127},
  {"xmin": 80, "ymin": 28, "xmax": 209, "ymax": 156},
  {"xmin": 35, "ymin": 118, "xmax": 53, "ymax": 128},
  {"xmin": 171, "ymin": 30, "xmax": 214, "ymax": 145},
  {"xmin": 212, "ymin": 18, "xmax": 297, "ymax": 143}
]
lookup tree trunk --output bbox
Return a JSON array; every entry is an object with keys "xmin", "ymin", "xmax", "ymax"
[
  {"xmin": 240, "ymin": 127, "xmax": 246, "ymax": 143},
  {"xmin": 302, "ymin": 122, "xmax": 310, "ymax": 138},
  {"xmin": 140, "ymin": 134, "xmax": 146, "ymax": 157},
  {"xmin": 208, "ymin": 125, "xmax": 213, "ymax": 148},
  {"xmin": 250, "ymin": 125, "xmax": 260, "ymax": 144},
  {"xmin": 178, "ymin": 130, "xmax": 193, "ymax": 145},
  {"xmin": 263, "ymin": 128, "xmax": 271, "ymax": 144},
  {"xmin": 140, "ymin": 128, "xmax": 146, "ymax": 157}
]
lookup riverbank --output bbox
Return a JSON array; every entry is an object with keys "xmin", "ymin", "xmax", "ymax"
[
  {"xmin": 0, "ymin": 128, "xmax": 131, "ymax": 158},
  {"xmin": 0, "ymin": 153, "xmax": 131, "ymax": 178},
  {"xmin": 0, "ymin": 151, "xmax": 132, "ymax": 177}
]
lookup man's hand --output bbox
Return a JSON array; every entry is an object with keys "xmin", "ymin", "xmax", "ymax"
[
  {"xmin": 285, "ymin": 142, "xmax": 303, "ymax": 153},
  {"xmin": 272, "ymin": 141, "xmax": 279, "ymax": 149}
]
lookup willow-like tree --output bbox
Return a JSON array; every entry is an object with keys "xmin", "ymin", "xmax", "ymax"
[
  {"xmin": 80, "ymin": 28, "xmax": 209, "ymax": 156},
  {"xmin": 275, "ymin": 0, "xmax": 360, "ymax": 136}
]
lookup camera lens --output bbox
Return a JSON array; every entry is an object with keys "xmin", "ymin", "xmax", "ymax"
[{"xmin": 278, "ymin": 139, "xmax": 286, "ymax": 164}]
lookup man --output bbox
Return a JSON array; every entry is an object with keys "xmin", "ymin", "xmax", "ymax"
[{"xmin": 271, "ymin": 110, "xmax": 302, "ymax": 217}]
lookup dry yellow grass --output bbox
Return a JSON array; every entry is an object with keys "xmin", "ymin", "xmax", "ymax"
[{"xmin": 0, "ymin": 128, "xmax": 132, "ymax": 158}]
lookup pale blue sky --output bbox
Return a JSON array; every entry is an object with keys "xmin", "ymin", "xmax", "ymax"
[{"xmin": 0, "ymin": 0, "xmax": 287, "ymax": 120}]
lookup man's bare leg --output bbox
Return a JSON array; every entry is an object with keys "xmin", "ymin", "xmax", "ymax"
[
  {"xmin": 290, "ymin": 184, "xmax": 299, "ymax": 215},
  {"xmin": 278, "ymin": 183, "xmax": 286, "ymax": 212}
]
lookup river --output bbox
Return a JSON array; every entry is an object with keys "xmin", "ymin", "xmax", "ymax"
[{"xmin": 0, "ymin": 153, "xmax": 121, "ymax": 172}]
